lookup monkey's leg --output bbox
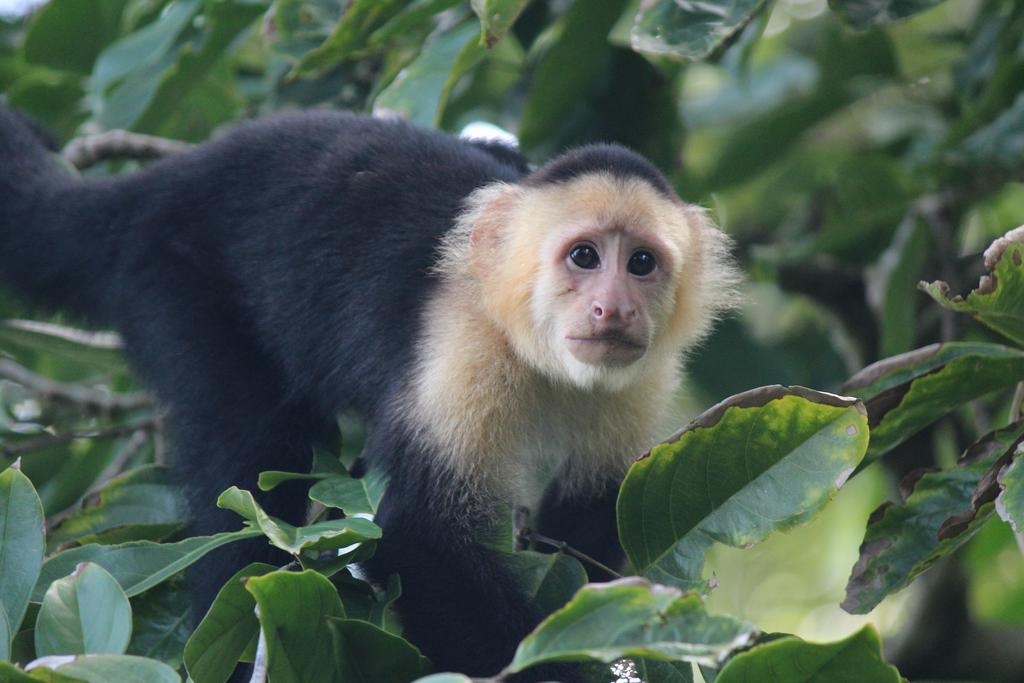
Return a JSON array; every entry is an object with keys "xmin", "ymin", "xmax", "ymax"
[
  {"xmin": 536, "ymin": 478, "xmax": 625, "ymax": 581},
  {"xmin": 365, "ymin": 465, "xmax": 587, "ymax": 682},
  {"xmin": 117, "ymin": 290, "xmax": 320, "ymax": 621}
]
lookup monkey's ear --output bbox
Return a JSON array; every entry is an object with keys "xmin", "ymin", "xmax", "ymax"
[{"xmin": 465, "ymin": 185, "xmax": 521, "ymax": 275}]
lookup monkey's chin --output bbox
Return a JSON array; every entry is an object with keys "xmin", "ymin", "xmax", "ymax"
[
  {"xmin": 564, "ymin": 337, "xmax": 646, "ymax": 368},
  {"xmin": 557, "ymin": 340, "xmax": 647, "ymax": 392}
]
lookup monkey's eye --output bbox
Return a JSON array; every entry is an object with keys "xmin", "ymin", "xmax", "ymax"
[
  {"xmin": 628, "ymin": 250, "xmax": 657, "ymax": 276},
  {"xmin": 569, "ymin": 244, "xmax": 600, "ymax": 270}
]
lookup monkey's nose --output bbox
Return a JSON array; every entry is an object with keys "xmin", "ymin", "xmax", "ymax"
[{"xmin": 592, "ymin": 301, "xmax": 637, "ymax": 321}]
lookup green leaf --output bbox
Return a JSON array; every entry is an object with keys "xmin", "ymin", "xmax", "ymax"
[
  {"xmin": 47, "ymin": 466, "xmax": 183, "ymax": 550},
  {"xmin": 35, "ymin": 563, "xmax": 132, "ymax": 656},
  {"xmin": 868, "ymin": 213, "xmax": 930, "ymax": 357},
  {"xmin": 410, "ymin": 676, "xmax": 473, "ymax": 683},
  {"xmin": 842, "ymin": 420, "xmax": 1024, "ymax": 613},
  {"xmin": 217, "ymin": 487, "xmax": 381, "ymax": 554},
  {"xmin": 184, "ymin": 563, "xmax": 275, "ymax": 683},
  {"xmin": 126, "ymin": 580, "xmax": 191, "ymax": 669},
  {"xmin": 369, "ymin": 0, "xmax": 464, "ymax": 47},
  {"xmin": 715, "ymin": 626, "xmax": 901, "ymax": 682},
  {"xmin": 955, "ymin": 92, "xmax": 1024, "ymax": 171},
  {"xmin": 33, "ymin": 530, "xmax": 261, "ymax": 602},
  {"xmin": 23, "ymin": 0, "xmax": 127, "ymax": 74},
  {"xmin": 291, "ymin": 0, "xmax": 406, "ymax": 77},
  {"xmin": 508, "ymin": 578, "xmax": 757, "ymax": 672},
  {"xmin": 996, "ymin": 448, "xmax": 1024, "ymax": 534},
  {"xmin": 505, "ymin": 551, "xmax": 587, "ymax": 614},
  {"xmin": 921, "ymin": 238, "xmax": 1024, "ymax": 348},
  {"xmin": 618, "ymin": 386, "xmax": 868, "ymax": 590},
  {"xmin": 0, "ymin": 604, "xmax": 9, "ymax": 662},
  {"xmin": 372, "ymin": 20, "xmax": 485, "ymax": 128},
  {"xmin": 829, "ymin": 0, "xmax": 949, "ymax": 29},
  {"xmin": 327, "ymin": 618, "xmax": 432, "ymax": 682},
  {"xmin": 0, "ymin": 465, "xmax": 45, "ymax": 634},
  {"xmin": 29, "ymin": 654, "xmax": 181, "ymax": 683},
  {"xmin": 308, "ymin": 468, "xmax": 387, "ymax": 515},
  {"xmin": 631, "ymin": 0, "xmax": 770, "ymax": 61},
  {"xmin": 245, "ymin": 571, "xmax": 345, "ymax": 683},
  {"xmin": 256, "ymin": 471, "xmax": 325, "ymax": 491},
  {"xmin": 843, "ymin": 342, "xmax": 1024, "ymax": 462},
  {"xmin": 470, "ymin": 0, "xmax": 530, "ymax": 48},
  {"xmin": 518, "ymin": 0, "xmax": 627, "ymax": 150}
]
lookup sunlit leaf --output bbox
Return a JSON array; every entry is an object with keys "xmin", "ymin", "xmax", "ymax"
[
  {"xmin": 508, "ymin": 578, "xmax": 757, "ymax": 672},
  {"xmin": 715, "ymin": 626, "xmax": 901, "ymax": 682},
  {"xmin": 27, "ymin": 654, "xmax": 181, "ymax": 683},
  {"xmin": 844, "ymin": 343, "xmax": 1024, "ymax": 463},
  {"xmin": 843, "ymin": 421, "xmax": 1024, "ymax": 613},
  {"xmin": 618, "ymin": 386, "xmax": 867, "ymax": 591},
  {"xmin": 921, "ymin": 235, "xmax": 1024, "ymax": 347},
  {"xmin": 995, "ymin": 448, "xmax": 1024, "ymax": 533}
]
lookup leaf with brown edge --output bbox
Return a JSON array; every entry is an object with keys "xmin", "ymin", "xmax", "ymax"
[
  {"xmin": 843, "ymin": 342, "xmax": 1024, "ymax": 463},
  {"xmin": 618, "ymin": 386, "xmax": 867, "ymax": 592},
  {"xmin": 920, "ymin": 228, "xmax": 1024, "ymax": 347},
  {"xmin": 843, "ymin": 420, "xmax": 1024, "ymax": 614}
]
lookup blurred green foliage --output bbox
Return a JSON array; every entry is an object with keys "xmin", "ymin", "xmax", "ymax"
[{"xmin": 2, "ymin": 0, "xmax": 1024, "ymax": 681}]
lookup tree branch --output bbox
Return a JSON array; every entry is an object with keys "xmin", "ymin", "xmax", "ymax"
[
  {"xmin": 0, "ymin": 416, "xmax": 159, "ymax": 458},
  {"xmin": 0, "ymin": 359, "xmax": 151, "ymax": 412},
  {"xmin": 523, "ymin": 529, "xmax": 623, "ymax": 579},
  {"xmin": 62, "ymin": 130, "xmax": 193, "ymax": 170}
]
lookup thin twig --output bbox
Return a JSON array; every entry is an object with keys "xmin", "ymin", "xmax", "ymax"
[
  {"xmin": 0, "ymin": 359, "xmax": 151, "ymax": 412},
  {"xmin": 2, "ymin": 319, "xmax": 122, "ymax": 348},
  {"xmin": 524, "ymin": 530, "xmax": 623, "ymax": 579},
  {"xmin": 62, "ymin": 130, "xmax": 193, "ymax": 170},
  {"xmin": 0, "ymin": 416, "xmax": 159, "ymax": 457}
]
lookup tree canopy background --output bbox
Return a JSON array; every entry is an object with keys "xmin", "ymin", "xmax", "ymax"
[{"xmin": 1, "ymin": 1, "xmax": 1024, "ymax": 682}]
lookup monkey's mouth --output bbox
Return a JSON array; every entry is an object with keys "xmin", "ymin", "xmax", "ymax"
[{"xmin": 565, "ymin": 334, "xmax": 647, "ymax": 367}]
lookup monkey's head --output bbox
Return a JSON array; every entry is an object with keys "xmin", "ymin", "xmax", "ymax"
[{"xmin": 448, "ymin": 145, "xmax": 739, "ymax": 392}]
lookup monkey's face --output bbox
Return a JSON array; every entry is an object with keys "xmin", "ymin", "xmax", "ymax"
[{"xmin": 531, "ymin": 219, "xmax": 680, "ymax": 390}]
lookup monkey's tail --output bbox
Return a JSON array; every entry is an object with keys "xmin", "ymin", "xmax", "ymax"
[{"xmin": 0, "ymin": 104, "xmax": 115, "ymax": 322}]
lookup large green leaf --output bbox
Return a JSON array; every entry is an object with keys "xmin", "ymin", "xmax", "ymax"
[
  {"xmin": 845, "ymin": 342, "xmax": 1024, "ymax": 462},
  {"xmin": 843, "ymin": 420, "xmax": 1024, "ymax": 613},
  {"xmin": 217, "ymin": 487, "xmax": 381, "ymax": 554},
  {"xmin": 35, "ymin": 563, "xmax": 132, "ymax": 656},
  {"xmin": 715, "ymin": 626, "xmax": 901, "ymax": 682},
  {"xmin": 47, "ymin": 466, "xmax": 182, "ymax": 550},
  {"xmin": 327, "ymin": 618, "xmax": 432, "ymax": 682},
  {"xmin": 0, "ymin": 465, "xmax": 45, "ymax": 635},
  {"xmin": 631, "ymin": 0, "xmax": 770, "ymax": 61},
  {"xmin": 618, "ymin": 386, "xmax": 868, "ymax": 591},
  {"xmin": 470, "ymin": 0, "xmax": 530, "ymax": 47},
  {"xmin": 0, "ymin": 604, "xmax": 9, "ymax": 662},
  {"xmin": 828, "ymin": 0, "xmax": 947, "ymax": 29},
  {"xmin": 184, "ymin": 563, "xmax": 275, "ymax": 683},
  {"xmin": 372, "ymin": 20, "xmax": 485, "ymax": 127},
  {"xmin": 921, "ymin": 237, "xmax": 1024, "ymax": 347},
  {"xmin": 245, "ymin": 571, "xmax": 346, "ymax": 683},
  {"xmin": 507, "ymin": 578, "xmax": 757, "ymax": 672},
  {"xmin": 33, "ymin": 530, "xmax": 261, "ymax": 602},
  {"xmin": 955, "ymin": 91, "xmax": 1024, "ymax": 172}
]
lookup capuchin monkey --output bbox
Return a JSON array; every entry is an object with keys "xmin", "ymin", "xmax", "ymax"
[{"xmin": 0, "ymin": 105, "xmax": 737, "ymax": 680}]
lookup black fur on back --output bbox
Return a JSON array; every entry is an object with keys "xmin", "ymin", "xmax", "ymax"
[{"xmin": 0, "ymin": 106, "xmax": 625, "ymax": 681}]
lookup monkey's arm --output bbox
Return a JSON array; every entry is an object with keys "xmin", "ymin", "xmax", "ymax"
[{"xmin": 535, "ymin": 478, "xmax": 625, "ymax": 582}]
